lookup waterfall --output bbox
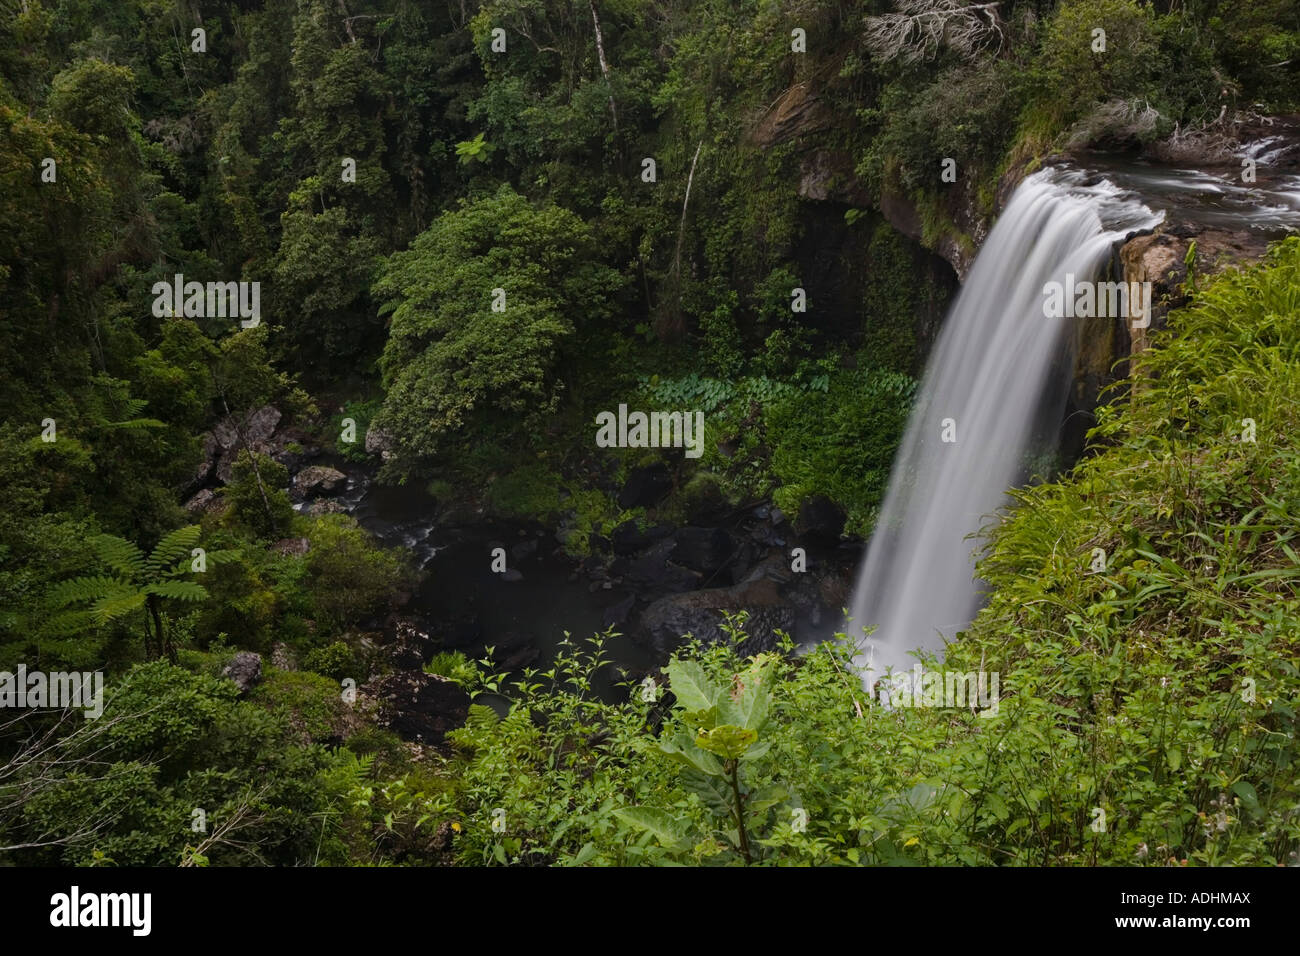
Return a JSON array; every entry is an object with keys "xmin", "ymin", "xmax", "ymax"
[{"xmin": 848, "ymin": 167, "xmax": 1162, "ymax": 689}]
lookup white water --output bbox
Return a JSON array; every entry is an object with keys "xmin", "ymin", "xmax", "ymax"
[{"xmin": 848, "ymin": 167, "xmax": 1162, "ymax": 687}]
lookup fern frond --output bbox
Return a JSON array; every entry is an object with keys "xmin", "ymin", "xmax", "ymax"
[
  {"xmin": 45, "ymin": 609, "xmax": 98, "ymax": 636},
  {"xmin": 463, "ymin": 703, "xmax": 500, "ymax": 732},
  {"xmin": 90, "ymin": 590, "xmax": 147, "ymax": 621},
  {"xmin": 145, "ymin": 580, "xmax": 209, "ymax": 602},
  {"xmin": 203, "ymin": 548, "xmax": 243, "ymax": 566},
  {"xmin": 46, "ymin": 575, "xmax": 133, "ymax": 608},
  {"xmin": 105, "ymin": 417, "xmax": 166, "ymax": 431},
  {"xmin": 92, "ymin": 534, "xmax": 146, "ymax": 579},
  {"xmin": 146, "ymin": 526, "xmax": 201, "ymax": 573}
]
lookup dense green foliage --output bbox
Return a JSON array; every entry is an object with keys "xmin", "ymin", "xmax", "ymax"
[
  {"xmin": 415, "ymin": 240, "xmax": 1300, "ymax": 866},
  {"xmin": 1, "ymin": 0, "xmax": 1296, "ymax": 866}
]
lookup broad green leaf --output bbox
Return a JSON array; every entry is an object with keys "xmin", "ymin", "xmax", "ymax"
[
  {"xmin": 680, "ymin": 767, "xmax": 731, "ymax": 815},
  {"xmin": 665, "ymin": 658, "xmax": 723, "ymax": 713},
  {"xmin": 654, "ymin": 732, "xmax": 723, "ymax": 776},
  {"xmin": 746, "ymin": 784, "xmax": 789, "ymax": 815},
  {"xmin": 612, "ymin": 807, "xmax": 689, "ymax": 848},
  {"xmin": 732, "ymin": 655, "xmax": 776, "ymax": 731}
]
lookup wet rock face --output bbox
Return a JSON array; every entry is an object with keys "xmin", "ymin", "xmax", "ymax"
[
  {"xmin": 637, "ymin": 555, "xmax": 802, "ymax": 656},
  {"xmin": 670, "ymin": 526, "xmax": 734, "ymax": 575},
  {"xmin": 794, "ymin": 495, "xmax": 846, "ymax": 545}
]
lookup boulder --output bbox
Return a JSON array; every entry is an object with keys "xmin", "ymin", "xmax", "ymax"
[
  {"xmin": 670, "ymin": 526, "xmax": 733, "ymax": 575},
  {"xmin": 365, "ymin": 423, "xmax": 396, "ymax": 461},
  {"xmin": 222, "ymin": 652, "xmax": 263, "ymax": 696},
  {"xmin": 210, "ymin": 405, "xmax": 286, "ymax": 484},
  {"xmin": 213, "ymin": 404, "xmax": 281, "ymax": 450},
  {"xmin": 795, "ymin": 495, "xmax": 846, "ymax": 543},
  {"xmin": 293, "ymin": 465, "xmax": 347, "ymax": 501},
  {"xmin": 638, "ymin": 555, "xmax": 797, "ymax": 656},
  {"xmin": 617, "ymin": 462, "xmax": 672, "ymax": 509},
  {"xmin": 610, "ymin": 519, "xmax": 674, "ymax": 556},
  {"xmin": 611, "ymin": 538, "xmax": 701, "ymax": 596}
]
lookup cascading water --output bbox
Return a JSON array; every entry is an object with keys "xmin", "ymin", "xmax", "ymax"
[{"xmin": 848, "ymin": 167, "xmax": 1163, "ymax": 689}]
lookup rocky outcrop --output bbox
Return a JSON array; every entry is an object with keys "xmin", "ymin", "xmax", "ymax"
[
  {"xmin": 879, "ymin": 188, "xmax": 984, "ymax": 280},
  {"xmin": 748, "ymin": 83, "xmax": 834, "ymax": 149},
  {"xmin": 183, "ymin": 487, "xmax": 221, "ymax": 515},
  {"xmin": 222, "ymin": 652, "xmax": 263, "ymax": 696},
  {"xmin": 212, "ymin": 405, "xmax": 283, "ymax": 483},
  {"xmin": 363, "ymin": 671, "xmax": 470, "ymax": 744},
  {"xmin": 364, "ymin": 423, "xmax": 396, "ymax": 461}
]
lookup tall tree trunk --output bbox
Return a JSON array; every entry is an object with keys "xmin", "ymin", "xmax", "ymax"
[
  {"xmin": 588, "ymin": 1, "xmax": 618, "ymax": 137},
  {"xmin": 657, "ymin": 139, "xmax": 704, "ymax": 339}
]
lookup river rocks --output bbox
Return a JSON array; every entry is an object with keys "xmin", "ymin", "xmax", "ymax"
[
  {"xmin": 390, "ymin": 619, "xmax": 437, "ymax": 669},
  {"xmin": 222, "ymin": 652, "xmax": 263, "ymax": 696},
  {"xmin": 364, "ymin": 671, "xmax": 470, "ymax": 744},
  {"xmin": 617, "ymin": 462, "xmax": 672, "ymax": 509},
  {"xmin": 489, "ymin": 630, "xmax": 541, "ymax": 671},
  {"xmin": 611, "ymin": 537, "xmax": 702, "ymax": 597},
  {"xmin": 610, "ymin": 519, "xmax": 674, "ymax": 556},
  {"xmin": 292, "ymin": 465, "xmax": 347, "ymax": 501},
  {"xmin": 638, "ymin": 555, "xmax": 798, "ymax": 655},
  {"xmin": 671, "ymin": 526, "xmax": 734, "ymax": 575}
]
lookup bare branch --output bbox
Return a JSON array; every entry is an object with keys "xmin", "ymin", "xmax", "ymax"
[{"xmin": 864, "ymin": 0, "xmax": 1003, "ymax": 63}]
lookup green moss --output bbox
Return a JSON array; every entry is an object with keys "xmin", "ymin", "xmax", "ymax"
[{"xmin": 250, "ymin": 668, "xmax": 350, "ymax": 743}]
